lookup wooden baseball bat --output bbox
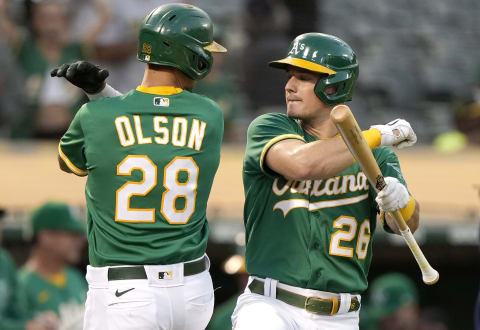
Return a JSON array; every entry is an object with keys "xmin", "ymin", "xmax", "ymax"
[{"xmin": 330, "ymin": 104, "xmax": 439, "ymax": 285}]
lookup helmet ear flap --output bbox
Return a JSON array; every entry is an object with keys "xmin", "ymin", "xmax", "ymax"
[{"xmin": 314, "ymin": 70, "xmax": 357, "ymax": 105}]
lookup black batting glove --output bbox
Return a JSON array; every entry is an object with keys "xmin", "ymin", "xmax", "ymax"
[{"xmin": 50, "ymin": 61, "xmax": 109, "ymax": 94}]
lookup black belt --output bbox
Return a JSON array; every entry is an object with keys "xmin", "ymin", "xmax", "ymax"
[
  {"xmin": 248, "ymin": 279, "xmax": 360, "ymax": 315},
  {"xmin": 107, "ymin": 256, "xmax": 208, "ymax": 281}
]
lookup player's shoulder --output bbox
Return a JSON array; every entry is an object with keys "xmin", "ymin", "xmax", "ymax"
[
  {"xmin": 17, "ymin": 267, "xmax": 35, "ymax": 285},
  {"xmin": 85, "ymin": 90, "xmax": 133, "ymax": 109},
  {"xmin": 248, "ymin": 112, "xmax": 298, "ymax": 133},
  {"xmin": 189, "ymin": 91, "xmax": 223, "ymax": 112}
]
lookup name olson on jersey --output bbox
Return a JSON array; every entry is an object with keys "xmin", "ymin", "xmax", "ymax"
[
  {"xmin": 114, "ymin": 115, "xmax": 206, "ymax": 151},
  {"xmin": 272, "ymin": 172, "xmax": 370, "ymax": 217}
]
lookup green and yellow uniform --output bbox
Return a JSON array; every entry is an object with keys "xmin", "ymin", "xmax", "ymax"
[
  {"xmin": 59, "ymin": 86, "xmax": 224, "ymax": 266},
  {"xmin": 17, "ymin": 266, "xmax": 86, "ymax": 328},
  {"xmin": 0, "ymin": 249, "xmax": 28, "ymax": 330},
  {"xmin": 243, "ymin": 113, "xmax": 407, "ymax": 294}
]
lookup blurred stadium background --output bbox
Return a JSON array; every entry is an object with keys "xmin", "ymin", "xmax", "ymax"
[{"xmin": 1, "ymin": 0, "xmax": 479, "ymax": 329}]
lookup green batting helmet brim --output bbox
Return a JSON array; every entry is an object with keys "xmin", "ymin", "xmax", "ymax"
[{"xmin": 269, "ymin": 57, "xmax": 336, "ymax": 75}]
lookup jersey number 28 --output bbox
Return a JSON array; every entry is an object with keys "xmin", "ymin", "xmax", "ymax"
[{"xmin": 115, "ymin": 155, "xmax": 198, "ymax": 224}]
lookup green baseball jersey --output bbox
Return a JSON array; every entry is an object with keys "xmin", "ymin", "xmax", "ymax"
[
  {"xmin": 17, "ymin": 266, "xmax": 87, "ymax": 328},
  {"xmin": 0, "ymin": 249, "xmax": 28, "ymax": 330},
  {"xmin": 59, "ymin": 86, "xmax": 224, "ymax": 266},
  {"xmin": 243, "ymin": 113, "xmax": 408, "ymax": 294}
]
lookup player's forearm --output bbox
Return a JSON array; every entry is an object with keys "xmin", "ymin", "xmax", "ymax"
[
  {"xmin": 86, "ymin": 84, "xmax": 122, "ymax": 100},
  {"xmin": 275, "ymin": 129, "xmax": 381, "ymax": 180},
  {"xmin": 58, "ymin": 154, "xmax": 73, "ymax": 174},
  {"xmin": 288, "ymin": 137, "xmax": 356, "ymax": 180}
]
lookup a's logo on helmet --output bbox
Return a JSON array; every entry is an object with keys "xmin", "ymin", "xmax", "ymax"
[
  {"xmin": 288, "ymin": 40, "xmax": 305, "ymax": 56},
  {"xmin": 142, "ymin": 42, "xmax": 152, "ymax": 55}
]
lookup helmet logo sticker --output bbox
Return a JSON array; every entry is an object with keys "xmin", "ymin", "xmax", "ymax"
[
  {"xmin": 142, "ymin": 43, "xmax": 152, "ymax": 55},
  {"xmin": 288, "ymin": 40, "xmax": 305, "ymax": 56},
  {"xmin": 154, "ymin": 97, "xmax": 170, "ymax": 107},
  {"xmin": 144, "ymin": 55, "xmax": 150, "ymax": 61}
]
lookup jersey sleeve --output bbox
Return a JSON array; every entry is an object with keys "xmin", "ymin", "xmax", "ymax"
[
  {"xmin": 379, "ymin": 148, "xmax": 406, "ymax": 182},
  {"xmin": 373, "ymin": 147, "xmax": 411, "ymax": 233},
  {"xmin": 244, "ymin": 113, "xmax": 304, "ymax": 177},
  {"xmin": 59, "ymin": 106, "xmax": 88, "ymax": 176}
]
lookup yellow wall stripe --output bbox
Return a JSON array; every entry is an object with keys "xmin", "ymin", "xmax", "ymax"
[
  {"xmin": 260, "ymin": 134, "xmax": 305, "ymax": 172},
  {"xmin": 58, "ymin": 143, "xmax": 88, "ymax": 176}
]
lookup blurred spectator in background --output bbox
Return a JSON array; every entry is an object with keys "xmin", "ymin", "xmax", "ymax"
[
  {"xmin": 72, "ymin": 0, "xmax": 177, "ymax": 94},
  {"xmin": 417, "ymin": 307, "xmax": 449, "ymax": 330},
  {"xmin": 361, "ymin": 272, "xmax": 450, "ymax": 330},
  {"xmin": 195, "ymin": 33, "xmax": 247, "ymax": 143},
  {"xmin": 361, "ymin": 272, "xmax": 420, "ymax": 330},
  {"xmin": 18, "ymin": 202, "xmax": 87, "ymax": 330},
  {"xmin": 0, "ymin": 0, "xmax": 110, "ymax": 139},
  {"xmin": 207, "ymin": 254, "xmax": 248, "ymax": 330},
  {"xmin": 0, "ymin": 37, "xmax": 25, "ymax": 138},
  {"xmin": 432, "ymin": 97, "xmax": 480, "ymax": 153},
  {"xmin": 0, "ymin": 208, "xmax": 57, "ymax": 330},
  {"xmin": 241, "ymin": 0, "xmax": 291, "ymax": 118}
]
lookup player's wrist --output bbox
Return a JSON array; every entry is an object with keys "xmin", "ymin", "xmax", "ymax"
[
  {"xmin": 362, "ymin": 129, "xmax": 382, "ymax": 149},
  {"xmin": 399, "ymin": 196, "xmax": 416, "ymax": 221},
  {"xmin": 84, "ymin": 81, "xmax": 106, "ymax": 94}
]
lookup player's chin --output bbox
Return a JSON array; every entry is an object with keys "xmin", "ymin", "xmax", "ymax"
[{"xmin": 286, "ymin": 103, "xmax": 302, "ymax": 118}]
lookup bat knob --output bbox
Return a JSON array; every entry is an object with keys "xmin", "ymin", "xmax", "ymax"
[{"xmin": 422, "ymin": 267, "xmax": 439, "ymax": 285}]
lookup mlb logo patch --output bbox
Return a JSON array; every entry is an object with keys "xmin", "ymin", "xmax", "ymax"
[
  {"xmin": 144, "ymin": 54, "xmax": 151, "ymax": 61},
  {"xmin": 158, "ymin": 271, "xmax": 173, "ymax": 280},
  {"xmin": 153, "ymin": 97, "xmax": 170, "ymax": 107}
]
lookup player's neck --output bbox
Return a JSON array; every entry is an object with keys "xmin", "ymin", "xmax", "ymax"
[
  {"xmin": 141, "ymin": 67, "xmax": 195, "ymax": 92},
  {"xmin": 301, "ymin": 109, "xmax": 338, "ymax": 139},
  {"xmin": 26, "ymin": 248, "xmax": 65, "ymax": 276}
]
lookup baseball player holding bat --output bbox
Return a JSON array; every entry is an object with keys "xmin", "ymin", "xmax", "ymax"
[
  {"xmin": 53, "ymin": 4, "xmax": 227, "ymax": 330},
  {"xmin": 54, "ymin": 31, "xmax": 419, "ymax": 328},
  {"xmin": 230, "ymin": 33, "xmax": 419, "ymax": 329}
]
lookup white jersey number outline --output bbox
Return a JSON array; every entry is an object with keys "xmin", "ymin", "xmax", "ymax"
[
  {"xmin": 329, "ymin": 216, "xmax": 371, "ymax": 259},
  {"xmin": 116, "ymin": 155, "xmax": 198, "ymax": 224}
]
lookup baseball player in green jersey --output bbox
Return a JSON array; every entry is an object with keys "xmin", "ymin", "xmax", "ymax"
[
  {"xmin": 231, "ymin": 33, "xmax": 420, "ymax": 329},
  {"xmin": 18, "ymin": 202, "xmax": 86, "ymax": 330},
  {"xmin": 0, "ymin": 208, "xmax": 58, "ymax": 330},
  {"xmin": 54, "ymin": 4, "xmax": 227, "ymax": 330}
]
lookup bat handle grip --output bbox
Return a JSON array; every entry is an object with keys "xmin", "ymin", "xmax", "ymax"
[{"xmin": 400, "ymin": 228, "xmax": 440, "ymax": 285}]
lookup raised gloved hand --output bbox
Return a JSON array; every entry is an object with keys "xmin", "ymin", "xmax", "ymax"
[
  {"xmin": 371, "ymin": 119, "xmax": 417, "ymax": 149},
  {"xmin": 375, "ymin": 177, "xmax": 409, "ymax": 212},
  {"xmin": 50, "ymin": 61, "xmax": 109, "ymax": 94}
]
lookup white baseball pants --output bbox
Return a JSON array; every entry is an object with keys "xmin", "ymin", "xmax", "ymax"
[
  {"xmin": 232, "ymin": 277, "xmax": 360, "ymax": 330},
  {"xmin": 83, "ymin": 255, "xmax": 214, "ymax": 330}
]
